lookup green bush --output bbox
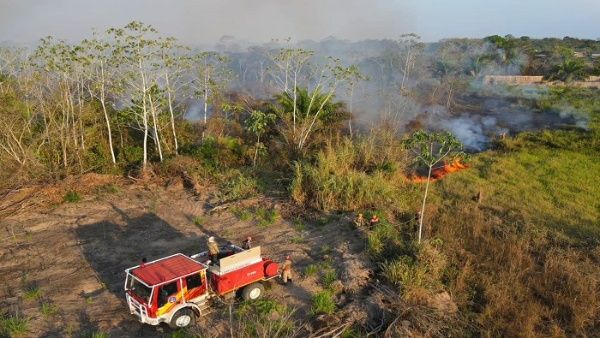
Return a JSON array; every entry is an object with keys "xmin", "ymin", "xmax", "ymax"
[
  {"xmin": 40, "ymin": 302, "xmax": 58, "ymax": 317},
  {"xmin": 231, "ymin": 207, "xmax": 252, "ymax": 221},
  {"xmin": 290, "ymin": 235, "xmax": 305, "ymax": 244},
  {"xmin": 321, "ymin": 269, "xmax": 337, "ymax": 289},
  {"xmin": 290, "ymin": 139, "xmax": 412, "ymax": 211},
  {"xmin": 304, "ymin": 264, "xmax": 319, "ymax": 277},
  {"xmin": 63, "ymin": 191, "xmax": 81, "ymax": 203},
  {"xmin": 215, "ymin": 171, "xmax": 258, "ymax": 203},
  {"xmin": 96, "ymin": 183, "xmax": 119, "ymax": 194},
  {"xmin": 192, "ymin": 215, "xmax": 205, "ymax": 226},
  {"xmin": 366, "ymin": 220, "xmax": 411, "ymax": 259},
  {"xmin": 310, "ymin": 290, "xmax": 336, "ymax": 315},
  {"xmin": 86, "ymin": 331, "xmax": 109, "ymax": 338},
  {"xmin": 380, "ymin": 243, "xmax": 447, "ymax": 298},
  {"xmin": 121, "ymin": 146, "xmax": 144, "ymax": 164},
  {"xmin": 234, "ymin": 298, "xmax": 297, "ymax": 337},
  {"xmin": 169, "ymin": 329, "xmax": 193, "ymax": 338},
  {"xmin": 255, "ymin": 207, "xmax": 278, "ymax": 227},
  {"xmin": 293, "ymin": 218, "xmax": 306, "ymax": 231},
  {"xmin": 1, "ymin": 314, "xmax": 28, "ymax": 336},
  {"xmin": 182, "ymin": 136, "xmax": 246, "ymax": 169},
  {"xmin": 23, "ymin": 286, "xmax": 42, "ymax": 300}
]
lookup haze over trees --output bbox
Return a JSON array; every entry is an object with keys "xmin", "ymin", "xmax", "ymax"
[{"xmin": 1, "ymin": 22, "xmax": 599, "ymax": 337}]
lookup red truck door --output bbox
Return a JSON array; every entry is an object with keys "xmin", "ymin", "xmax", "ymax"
[
  {"xmin": 156, "ymin": 280, "xmax": 182, "ymax": 317},
  {"xmin": 183, "ymin": 271, "xmax": 207, "ymax": 301}
]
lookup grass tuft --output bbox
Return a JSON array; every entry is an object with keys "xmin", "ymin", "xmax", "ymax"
[
  {"xmin": 231, "ymin": 206, "xmax": 252, "ymax": 221},
  {"xmin": 63, "ymin": 191, "xmax": 81, "ymax": 203},
  {"xmin": 40, "ymin": 302, "xmax": 58, "ymax": 317},
  {"xmin": 192, "ymin": 215, "xmax": 205, "ymax": 226},
  {"xmin": 304, "ymin": 264, "xmax": 318, "ymax": 277},
  {"xmin": 23, "ymin": 286, "xmax": 42, "ymax": 301},
  {"xmin": 310, "ymin": 290, "xmax": 336, "ymax": 315},
  {"xmin": 255, "ymin": 207, "xmax": 278, "ymax": 227},
  {"xmin": 1, "ymin": 314, "xmax": 28, "ymax": 336}
]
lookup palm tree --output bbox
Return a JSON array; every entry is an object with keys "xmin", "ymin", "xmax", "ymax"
[
  {"xmin": 275, "ymin": 87, "xmax": 345, "ymax": 123},
  {"xmin": 273, "ymin": 87, "xmax": 348, "ymax": 154}
]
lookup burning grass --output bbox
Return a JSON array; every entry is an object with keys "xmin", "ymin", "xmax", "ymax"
[{"xmin": 409, "ymin": 159, "xmax": 469, "ymax": 183}]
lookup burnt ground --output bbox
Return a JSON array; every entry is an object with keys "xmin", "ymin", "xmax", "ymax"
[{"xmin": 0, "ymin": 175, "xmax": 378, "ymax": 337}]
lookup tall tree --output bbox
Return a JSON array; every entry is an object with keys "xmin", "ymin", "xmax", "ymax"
[
  {"xmin": 80, "ymin": 34, "xmax": 118, "ymax": 164},
  {"xmin": 245, "ymin": 110, "xmax": 276, "ymax": 167},
  {"xmin": 32, "ymin": 36, "xmax": 85, "ymax": 171},
  {"xmin": 107, "ymin": 21, "xmax": 162, "ymax": 171},
  {"xmin": 268, "ymin": 45, "xmax": 314, "ymax": 136},
  {"xmin": 190, "ymin": 51, "xmax": 230, "ymax": 128},
  {"xmin": 159, "ymin": 37, "xmax": 188, "ymax": 155},
  {"xmin": 405, "ymin": 130, "xmax": 464, "ymax": 243}
]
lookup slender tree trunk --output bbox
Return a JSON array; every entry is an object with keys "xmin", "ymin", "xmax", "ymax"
[
  {"xmin": 61, "ymin": 101, "xmax": 68, "ymax": 170},
  {"xmin": 253, "ymin": 135, "xmax": 260, "ymax": 167},
  {"xmin": 292, "ymin": 72, "xmax": 298, "ymax": 135},
  {"xmin": 139, "ymin": 60, "xmax": 149, "ymax": 171},
  {"xmin": 165, "ymin": 72, "xmax": 178, "ymax": 155},
  {"xmin": 99, "ymin": 63, "xmax": 116, "ymax": 164},
  {"xmin": 148, "ymin": 92, "xmax": 163, "ymax": 162},
  {"xmin": 348, "ymin": 84, "xmax": 354, "ymax": 138},
  {"xmin": 418, "ymin": 165, "xmax": 433, "ymax": 243},
  {"xmin": 446, "ymin": 84, "xmax": 454, "ymax": 111},
  {"xmin": 203, "ymin": 69, "xmax": 209, "ymax": 124},
  {"xmin": 400, "ymin": 47, "xmax": 412, "ymax": 92},
  {"xmin": 77, "ymin": 78, "xmax": 85, "ymax": 150}
]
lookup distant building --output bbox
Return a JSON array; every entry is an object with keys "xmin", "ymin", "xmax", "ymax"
[
  {"xmin": 591, "ymin": 53, "xmax": 600, "ymax": 59},
  {"xmin": 483, "ymin": 75, "xmax": 544, "ymax": 85}
]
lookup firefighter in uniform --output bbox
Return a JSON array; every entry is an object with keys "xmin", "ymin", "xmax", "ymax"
[
  {"xmin": 353, "ymin": 213, "xmax": 365, "ymax": 227},
  {"xmin": 370, "ymin": 214, "xmax": 380, "ymax": 226},
  {"xmin": 242, "ymin": 236, "xmax": 252, "ymax": 250},
  {"xmin": 207, "ymin": 236, "xmax": 219, "ymax": 264},
  {"xmin": 281, "ymin": 255, "xmax": 293, "ymax": 284}
]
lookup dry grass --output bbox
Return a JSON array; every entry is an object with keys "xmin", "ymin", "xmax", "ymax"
[
  {"xmin": 428, "ymin": 145, "xmax": 600, "ymax": 336},
  {"xmin": 291, "ymin": 136, "xmax": 416, "ymax": 211}
]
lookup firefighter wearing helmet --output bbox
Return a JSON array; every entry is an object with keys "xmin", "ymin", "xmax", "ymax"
[
  {"xmin": 281, "ymin": 255, "xmax": 293, "ymax": 284},
  {"xmin": 207, "ymin": 236, "xmax": 219, "ymax": 264}
]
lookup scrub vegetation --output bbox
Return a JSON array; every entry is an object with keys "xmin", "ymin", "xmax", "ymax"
[{"xmin": 1, "ymin": 23, "xmax": 599, "ymax": 337}]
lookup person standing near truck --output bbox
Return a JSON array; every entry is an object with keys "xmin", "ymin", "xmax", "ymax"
[
  {"xmin": 281, "ymin": 255, "xmax": 293, "ymax": 284},
  {"xmin": 207, "ymin": 236, "xmax": 219, "ymax": 264},
  {"xmin": 242, "ymin": 236, "xmax": 252, "ymax": 250}
]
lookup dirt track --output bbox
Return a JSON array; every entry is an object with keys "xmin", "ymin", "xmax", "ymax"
[{"xmin": 0, "ymin": 175, "xmax": 374, "ymax": 337}]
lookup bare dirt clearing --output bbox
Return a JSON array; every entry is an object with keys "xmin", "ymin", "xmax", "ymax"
[{"xmin": 0, "ymin": 175, "xmax": 381, "ymax": 337}]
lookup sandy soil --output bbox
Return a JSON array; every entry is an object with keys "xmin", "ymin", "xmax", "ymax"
[{"xmin": 0, "ymin": 175, "xmax": 378, "ymax": 337}]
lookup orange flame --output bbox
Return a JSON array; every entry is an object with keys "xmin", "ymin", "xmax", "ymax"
[{"xmin": 409, "ymin": 159, "xmax": 468, "ymax": 183}]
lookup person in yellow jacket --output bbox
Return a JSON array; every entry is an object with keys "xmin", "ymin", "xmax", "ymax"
[{"xmin": 281, "ymin": 255, "xmax": 293, "ymax": 284}]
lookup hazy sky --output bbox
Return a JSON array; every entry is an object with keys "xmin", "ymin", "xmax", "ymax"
[{"xmin": 0, "ymin": 0, "xmax": 598, "ymax": 45}]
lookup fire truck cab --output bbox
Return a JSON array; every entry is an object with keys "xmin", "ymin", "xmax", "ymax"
[{"xmin": 124, "ymin": 245, "xmax": 279, "ymax": 329}]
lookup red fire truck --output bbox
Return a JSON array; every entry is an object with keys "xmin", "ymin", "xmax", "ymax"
[{"xmin": 124, "ymin": 245, "xmax": 280, "ymax": 329}]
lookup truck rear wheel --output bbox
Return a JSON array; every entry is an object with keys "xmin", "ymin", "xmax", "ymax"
[
  {"xmin": 242, "ymin": 282, "xmax": 264, "ymax": 301},
  {"xmin": 169, "ymin": 308, "xmax": 196, "ymax": 329}
]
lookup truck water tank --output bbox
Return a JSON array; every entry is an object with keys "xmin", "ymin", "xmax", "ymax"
[{"xmin": 264, "ymin": 261, "xmax": 279, "ymax": 278}]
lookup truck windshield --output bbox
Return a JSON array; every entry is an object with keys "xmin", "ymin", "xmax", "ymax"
[{"xmin": 127, "ymin": 275, "xmax": 152, "ymax": 303}]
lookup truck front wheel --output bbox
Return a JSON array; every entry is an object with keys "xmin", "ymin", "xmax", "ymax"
[
  {"xmin": 241, "ymin": 283, "xmax": 265, "ymax": 301},
  {"xmin": 169, "ymin": 308, "xmax": 196, "ymax": 329}
]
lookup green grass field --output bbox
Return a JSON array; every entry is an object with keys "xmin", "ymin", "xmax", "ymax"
[{"xmin": 440, "ymin": 146, "xmax": 600, "ymax": 243}]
